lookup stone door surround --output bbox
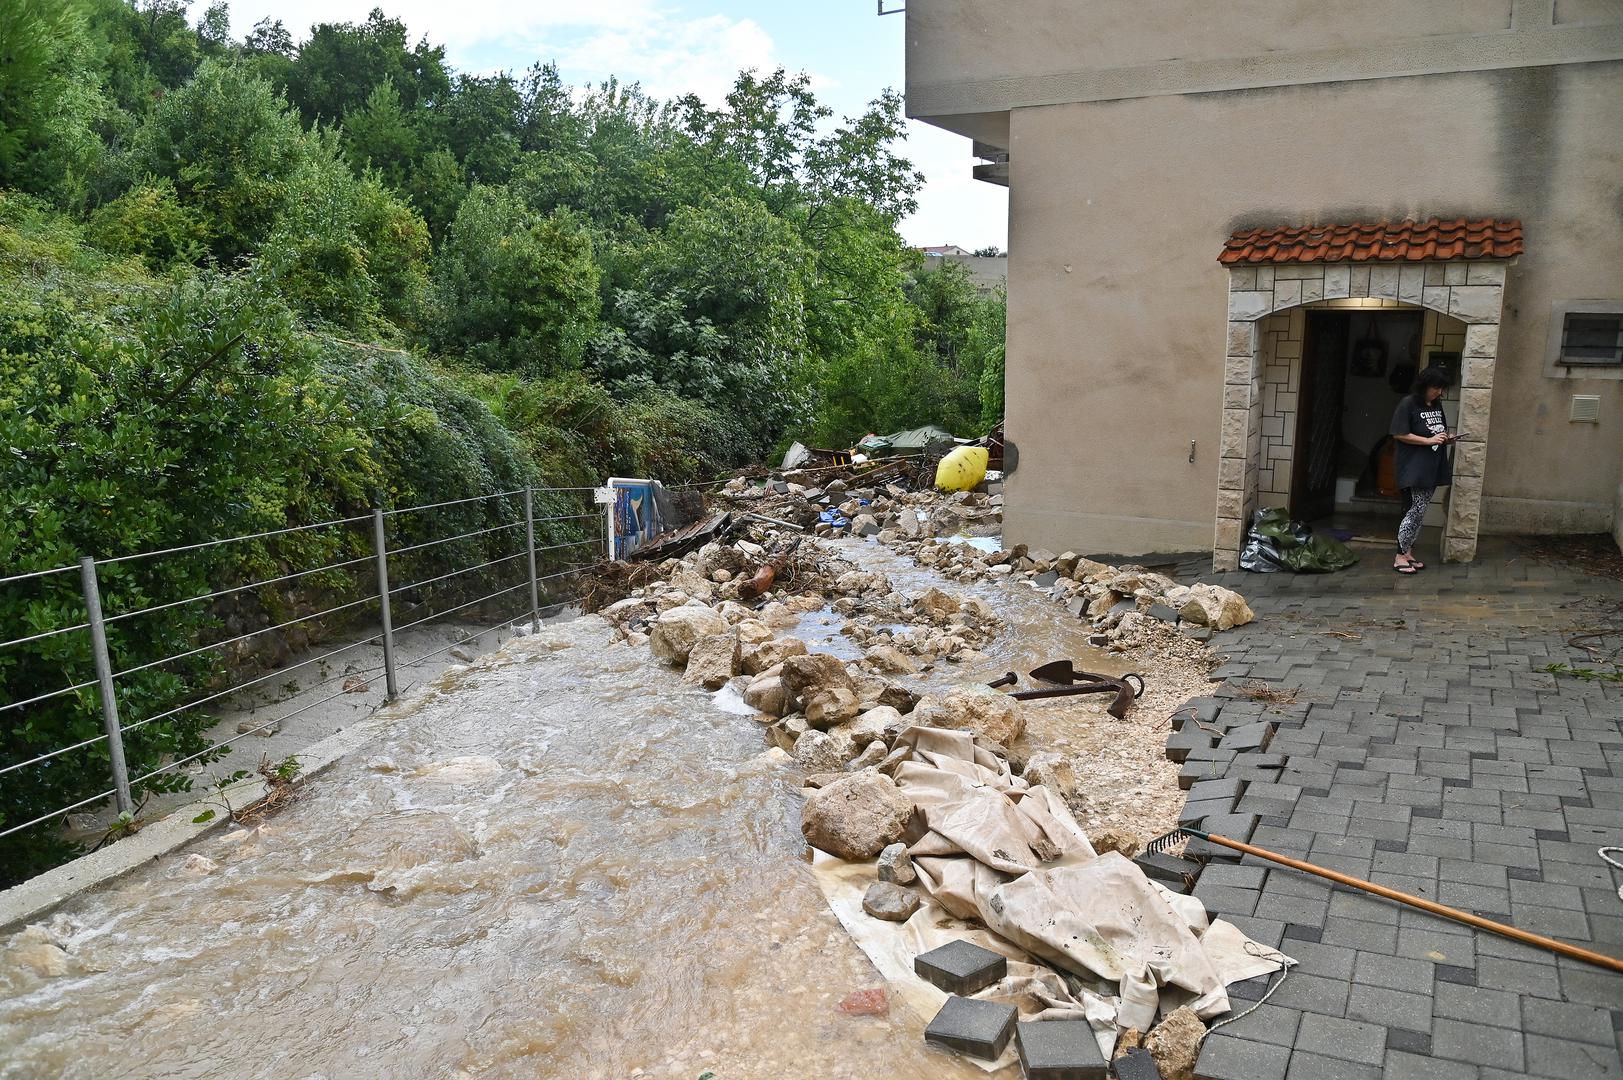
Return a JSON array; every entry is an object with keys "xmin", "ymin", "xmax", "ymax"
[{"xmin": 1214, "ymin": 261, "xmax": 1507, "ymax": 570}]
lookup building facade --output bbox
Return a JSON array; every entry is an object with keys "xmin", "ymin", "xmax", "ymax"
[{"xmin": 904, "ymin": 1, "xmax": 1623, "ymax": 567}]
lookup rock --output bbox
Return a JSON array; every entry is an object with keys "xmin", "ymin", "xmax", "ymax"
[
  {"xmin": 669, "ymin": 569, "xmax": 715, "ymax": 601},
  {"xmin": 914, "ymin": 587, "xmax": 960, "ymax": 620},
  {"xmin": 10, "ymin": 939, "xmax": 69, "ymax": 978},
  {"xmin": 795, "ymin": 728, "xmax": 859, "ymax": 773},
  {"xmin": 180, "ymin": 853, "xmax": 219, "ymax": 874},
  {"xmin": 960, "ymin": 597, "xmax": 994, "ymax": 622},
  {"xmin": 342, "ymin": 674, "xmax": 370, "ymax": 693},
  {"xmin": 649, "ymin": 606, "xmax": 729, "ymax": 665},
  {"xmin": 684, "ymin": 631, "xmax": 740, "ymax": 690},
  {"xmin": 848, "ymin": 740, "xmax": 888, "ymax": 770},
  {"xmin": 911, "ymin": 685, "xmax": 1026, "ymax": 747},
  {"xmin": 780, "ymin": 652, "xmax": 856, "ymax": 703},
  {"xmin": 757, "ymin": 602, "xmax": 802, "ymax": 629},
  {"xmin": 1091, "ymin": 829, "xmax": 1141, "ymax": 858},
  {"xmin": 1167, "ymin": 583, "xmax": 1254, "ymax": 631},
  {"xmin": 1022, "ymin": 752, "xmax": 1081, "ymax": 802},
  {"xmin": 862, "ymin": 881, "xmax": 921, "ymax": 922},
  {"xmin": 844, "ymin": 705, "xmax": 903, "ymax": 746},
  {"xmin": 896, "ymin": 509, "xmax": 923, "ymax": 538},
  {"xmin": 237, "ymin": 717, "xmax": 280, "ymax": 736},
  {"xmin": 1145, "ymin": 1006, "xmax": 1204, "ymax": 1080},
  {"xmin": 837, "ymin": 987, "xmax": 890, "ymax": 1016},
  {"xmin": 601, "ymin": 596, "xmax": 656, "ymax": 625},
  {"xmin": 769, "ymin": 715, "xmax": 810, "ymax": 752},
  {"xmin": 743, "ymin": 673, "xmax": 788, "ymax": 716},
  {"xmin": 735, "ymin": 619, "xmax": 774, "ymax": 647},
  {"xmin": 877, "ymin": 841, "xmax": 917, "ymax": 885},
  {"xmin": 448, "ymin": 646, "xmax": 475, "ymax": 663},
  {"xmin": 741, "ymin": 635, "xmax": 809, "ymax": 675},
  {"xmin": 1032, "ymin": 570, "xmax": 1060, "ymax": 588},
  {"xmin": 802, "ymin": 770, "xmax": 915, "ymax": 860},
  {"xmin": 865, "ymin": 644, "xmax": 918, "ymax": 675},
  {"xmin": 804, "ymin": 687, "xmax": 861, "ymax": 728}
]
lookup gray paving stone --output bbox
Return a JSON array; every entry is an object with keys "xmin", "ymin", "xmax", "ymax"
[
  {"xmin": 1433, "ymin": 982, "xmax": 1521, "ymax": 1030},
  {"xmin": 1282, "ymin": 1050, "xmax": 1382, "ymax": 1080},
  {"xmin": 1345, "ymin": 983, "xmax": 1432, "ymax": 1033},
  {"xmin": 1014, "ymin": 1019, "xmax": 1107, "ymax": 1079},
  {"xmin": 1193, "ymin": 1032, "xmax": 1289, "ymax": 1080},
  {"xmin": 1294, "ymin": 1012, "xmax": 1387, "ymax": 1066},
  {"xmin": 1432, "ymin": 1018, "xmax": 1526, "ymax": 1071},
  {"xmin": 1384, "ymin": 1049, "xmax": 1478, "ymax": 1080},
  {"xmin": 1522, "ymin": 1032, "xmax": 1623, "ymax": 1080},
  {"xmin": 1204, "ymin": 1002, "xmax": 1300, "ymax": 1047}
]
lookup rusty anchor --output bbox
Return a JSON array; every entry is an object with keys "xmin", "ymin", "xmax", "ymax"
[{"xmin": 986, "ymin": 661, "xmax": 1145, "ymax": 719}]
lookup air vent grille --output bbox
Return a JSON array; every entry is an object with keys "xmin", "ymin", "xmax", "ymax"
[{"xmin": 1570, "ymin": 394, "xmax": 1601, "ymax": 423}]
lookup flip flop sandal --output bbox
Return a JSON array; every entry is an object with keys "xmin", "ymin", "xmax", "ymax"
[
  {"xmin": 1393, "ymin": 563, "xmax": 1418, "ymax": 574},
  {"xmin": 1409, "ymin": 560, "xmax": 1426, "ymax": 570}
]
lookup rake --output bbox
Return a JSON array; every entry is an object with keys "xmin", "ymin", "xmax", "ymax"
[{"xmin": 1147, "ymin": 826, "xmax": 1623, "ymax": 974}]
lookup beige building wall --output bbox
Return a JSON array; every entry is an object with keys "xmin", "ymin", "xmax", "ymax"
[{"xmin": 1000, "ymin": 60, "xmax": 1623, "ymax": 556}]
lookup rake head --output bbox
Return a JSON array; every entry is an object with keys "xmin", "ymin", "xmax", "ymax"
[{"xmin": 1144, "ymin": 826, "xmax": 1209, "ymax": 855}]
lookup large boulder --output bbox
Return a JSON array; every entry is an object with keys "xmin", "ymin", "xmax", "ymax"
[
  {"xmin": 794, "ymin": 728, "xmax": 859, "ymax": 773},
  {"xmin": 842, "ymin": 705, "xmax": 904, "ymax": 747},
  {"xmin": 780, "ymin": 652, "xmax": 855, "ymax": 702},
  {"xmin": 804, "ymin": 687, "xmax": 861, "ymax": 729},
  {"xmin": 1166, "ymin": 583, "xmax": 1254, "ymax": 631},
  {"xmin": 743, "ymin": 673, "xmax": 788, "ymax": 716},
  {"xmin": 864, "ymin": 644, "xmax": 918, "ymax": 675},
  {"xmin": 802, "ymin": 770, "xmax": 915, "ymax": 860},
  {"xmin": 683, "ymin": 631, "xmax": 740, "ymax": 690},
  {"xmin": 911, "ymin": 685, "xmax": 1026, "ymax": 747},
  {"xmin": 649, "ymin": 606, "xmax": 729, "ymax": 666},
  {"xmin": 741, "ymin": 635, "xmax": 809, "ymax": 675},
  {"xmin": 913, "ymin": 587, "xmax": 960, "ymax": 620}
]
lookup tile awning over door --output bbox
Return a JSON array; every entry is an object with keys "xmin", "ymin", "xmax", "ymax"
[{"xmin": 1219, "ymin": 217, "xmax": 1523, "ymax": 265}]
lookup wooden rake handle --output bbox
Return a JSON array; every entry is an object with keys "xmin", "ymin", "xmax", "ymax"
[{"xmin": 1196, "ymin": 830, "xmax": 1623, "ymax": 975}]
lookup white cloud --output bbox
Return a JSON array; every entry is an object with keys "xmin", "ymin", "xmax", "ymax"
[
  {"xmin": 222, "ymin": 0, "xmax": 663, "ymax": 55},
  {"xmin": 549, "ymin": 14, "xmax": 779, "ymax": 104}
]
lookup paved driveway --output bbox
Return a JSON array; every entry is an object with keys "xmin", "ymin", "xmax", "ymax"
[{"xmin": 1166, "ymin": 539, "xmax": 1623, "ymax": 1080}]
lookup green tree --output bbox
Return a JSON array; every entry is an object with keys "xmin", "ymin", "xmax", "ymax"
[
  {"xmin": 283, "ymin": 9, "xmax": 450, "ymax": 124},
  {"xmin": 431, "ymin": 186, "xmax": 600, "ymax": 376},
  {"xmin": 126, "ymin": 58, "xmax": 309, "ymax": 261},
  {"xmin": 343, "ymin": 79, "xmax": 419, "ymax": 188},
  {"xmin": 0, "ymin": 0, "xmax": 106, "ymax": 204}
]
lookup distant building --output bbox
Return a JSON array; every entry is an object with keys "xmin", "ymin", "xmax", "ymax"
[
  {"xmin": 918, "ymin": 245, "xmax": 1008, "ymax": 295},
  {"xmin": 905, "ymin": 1, "xmax": 1623, "ymax": 567}
]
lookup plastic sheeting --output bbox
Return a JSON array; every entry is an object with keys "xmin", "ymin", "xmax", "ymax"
[
  {"xmin": 808, "ymin": 726, "xmax": 1292, "ymax": 1067},
  {"xmin": 1240, "ymin": 507, "xmax": 1359, "ymax": 574}
]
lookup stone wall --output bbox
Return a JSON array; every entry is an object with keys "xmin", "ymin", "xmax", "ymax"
[{"xmin": 1217, "ymin": 261, "xmax": 1505, "ymax": 570}]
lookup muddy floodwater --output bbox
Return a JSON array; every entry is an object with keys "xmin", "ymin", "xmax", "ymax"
[{"xmin": 0, "ymin": 538, "xmax": 1169, "ymax": 1080}]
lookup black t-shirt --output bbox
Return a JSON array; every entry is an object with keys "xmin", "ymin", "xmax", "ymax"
[{"xmin": 1389, "ymin": 394, "xmax": 1452, "ymax": 491}]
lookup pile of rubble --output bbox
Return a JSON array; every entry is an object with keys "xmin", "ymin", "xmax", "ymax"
[{"xmin": 719, "ymin": 470, "xmax": 1002, "ymax": 542}]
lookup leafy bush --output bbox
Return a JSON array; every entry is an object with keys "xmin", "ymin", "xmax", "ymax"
[
  {"xmin": 85, "ymin": 178, "xmax": 208, "ymax": 271},
  {"xmin": 430, "ymin": 186, "xmax": 600, "ymax": 375}
]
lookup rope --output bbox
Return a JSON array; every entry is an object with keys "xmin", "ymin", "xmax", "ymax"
[
  {"xmin": 1204, "ymin": 941, "xmax": 1293, "ymax": 1037},
  {"xmin": 1601, "ymin": 846, "xmax": 1623, "ymax": 903}
]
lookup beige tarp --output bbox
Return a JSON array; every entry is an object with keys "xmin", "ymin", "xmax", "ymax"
[{"xmin": 809, "ymin": 725, "xmax": 1292, "ymax": 1067}]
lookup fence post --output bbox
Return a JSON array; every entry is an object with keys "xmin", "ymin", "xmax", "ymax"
[
  {"xmin": 79, "ymin": 558, "xmax": 133, "ymax": 816},
  {"xmin": 371, "ymin": 510, "xmax": 398, "ymax": 701},
  {"xmin": 523, "ymin": 487, "xmax": 541, "ymax": 633}
]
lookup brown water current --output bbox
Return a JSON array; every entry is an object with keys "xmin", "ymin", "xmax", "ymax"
[{"xmin": 0, "ymin": 537, "xmax": 1174, "ymax": 1080}]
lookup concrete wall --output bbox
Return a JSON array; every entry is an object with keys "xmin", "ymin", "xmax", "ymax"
[
  {"xmin": 1000, "ymin": 61, "xmax": 1623, "ymax": 557},
  {"xmin": 906, "ymin": 0, "xmax": 1623, "ymax": 119}
]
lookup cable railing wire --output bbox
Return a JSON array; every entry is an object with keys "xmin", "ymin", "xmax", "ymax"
[
  {"xmin": 385, "ymin": 520, "xmax": 523, "ymax": 558},
  {"xmin": 97, "ymin": 512, "xmax": 374, "ymax": 566},
  {"xmin": 111, "ymin": 594, "xmax": 379, "ymax": 680},
  {"xmin": 1, "ymin": 483, "xmax": 613, "ymax": 848},
  {"xmin": 102, "ymin": 553, "xmax": 374, "ymax": 626}
]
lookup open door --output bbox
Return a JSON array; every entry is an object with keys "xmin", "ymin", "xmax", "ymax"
[{"xmin": 1291, "ymin": 311, "xmax": 1350, "ymax": 521}]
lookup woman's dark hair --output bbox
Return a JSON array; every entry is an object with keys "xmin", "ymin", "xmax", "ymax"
[{"xmin": 1413, "ymin": 365, "xmax": 1453, "ymax": 395}]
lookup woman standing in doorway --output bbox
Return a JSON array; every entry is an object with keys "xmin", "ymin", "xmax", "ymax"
[{"xmin": 1389, "ymin": 366, "xmax": 1456, "ymax": 574}]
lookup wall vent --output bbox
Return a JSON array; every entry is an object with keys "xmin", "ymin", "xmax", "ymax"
[{"xmin": 1570, "ymin": 394, "xmax": 1601, "ymax": 423}]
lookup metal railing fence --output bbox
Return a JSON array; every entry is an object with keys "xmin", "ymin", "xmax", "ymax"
[{"xmin": 0, "ymin": 486, "xmax": 608, "ymax": 846}]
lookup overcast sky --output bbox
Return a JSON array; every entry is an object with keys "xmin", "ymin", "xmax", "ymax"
[{"xmin": 212, "ymin": 0, "xmax": 1009, "ymax": 250}]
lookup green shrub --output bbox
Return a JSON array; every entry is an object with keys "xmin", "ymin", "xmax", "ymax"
[{"xmin": 85, "ymin": 178, "xmax": 208, "ymax": 270}]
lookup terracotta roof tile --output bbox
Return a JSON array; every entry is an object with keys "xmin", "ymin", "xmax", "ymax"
[{"xmin": 1218, "ymin": 217, "xmax": 1523, "ymax": 265}]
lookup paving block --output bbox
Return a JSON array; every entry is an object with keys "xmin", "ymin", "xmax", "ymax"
[
  {"xmin": 925, "ymin": 995, "xmax": 1017, "ymax": 1060},
  {"xmin": 1195, "ymin": 812, "xmax": 1260, "ymax": 844},
  {"xmin": 1219, "ymin": 721, "xmax": 1275, "ymax": 752},
  {"xmin": 1013, "ymin": 1019, "xmax": 1107, "ymax": 1079},
  {"xmin": 1178, "ymin": 798, "xmax": 1234, "ymax": 826},
  {"xmin": 1112, "ymin": 1046, "xmax": 1162, "ymax": 1080},
  {"xmin": 1192, "ymin": 1031, "xmax": 1289, "ymax": 1080},
  {"xmin": 1166, "ymin": 727, "xmax": 1216, "ymax": 763},
  {"xmin": 1133, "ymin": 852, "xmax": 1200, "ymax": 891},
  {"xmin": 914, "ymin": 940, "xmax": 1008, "ymax": 997},
  {"xmin": 1186, "ymin": 777, "xmax": 1245, "ymax": 808}
]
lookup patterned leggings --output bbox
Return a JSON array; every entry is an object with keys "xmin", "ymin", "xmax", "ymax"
[{"xmin": 1397, "ymin": 487, "xmax": 1435, "ymax": 556}]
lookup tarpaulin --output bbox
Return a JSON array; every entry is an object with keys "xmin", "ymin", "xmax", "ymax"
[{"xmin": 808, "ymin": 725, "xmax": 1292, "ymax": 1066}]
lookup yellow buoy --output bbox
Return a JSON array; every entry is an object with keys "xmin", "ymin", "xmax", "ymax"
[{"xmin": 934, "ymin": 445, "xmax": 988, "ymax": 492}]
